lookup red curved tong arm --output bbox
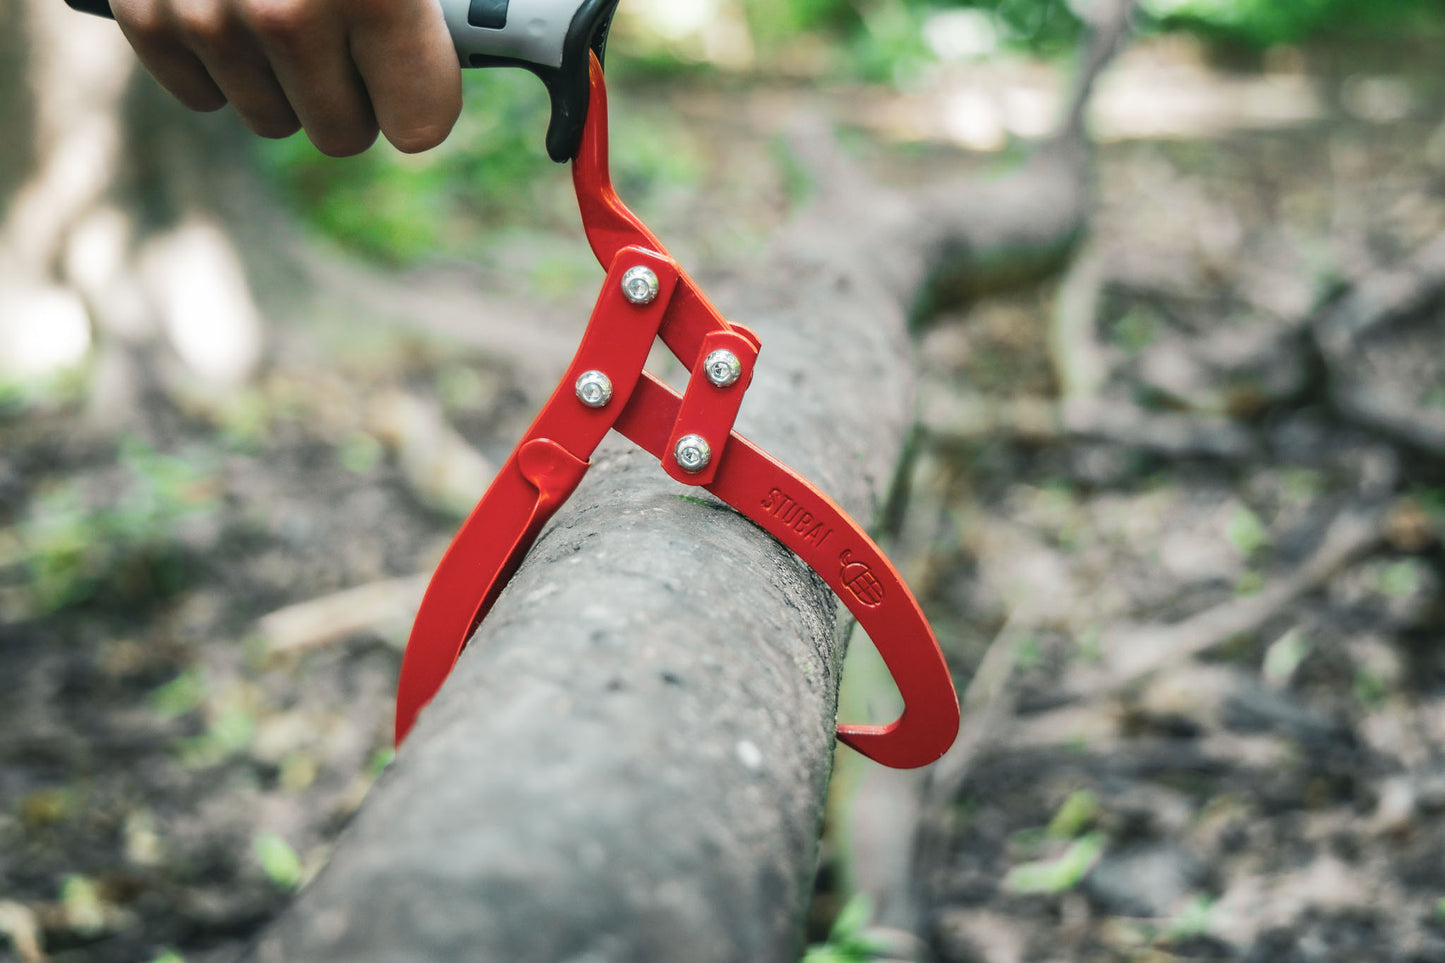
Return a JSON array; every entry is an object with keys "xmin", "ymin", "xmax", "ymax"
[{"xmin": 572, "ymin": 54, "xmax": 731, "ymax": 372}]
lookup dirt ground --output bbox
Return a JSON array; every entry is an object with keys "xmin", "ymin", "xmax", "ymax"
[{"xmin": 5, "ymin": 33, "xmax": 1445, "ymax": 963}]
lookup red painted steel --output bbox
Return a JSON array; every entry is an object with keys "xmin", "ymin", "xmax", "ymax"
[
  {"xmin": 661, "ymin": 329, "xmax": 759, "ymax": 487},
  {"xmin": 393, "ymin": 54, "xmax": 960, "ymax": 767}
]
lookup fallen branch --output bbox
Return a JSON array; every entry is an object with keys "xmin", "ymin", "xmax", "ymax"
[{"xmin": 257, "ymin": 574, "xmax": 429, "ymax": 657}]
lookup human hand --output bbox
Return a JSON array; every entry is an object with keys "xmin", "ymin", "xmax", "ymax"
[{"xmin": 110, "ymin": 0, "xmax": 463, "ymax": 156}]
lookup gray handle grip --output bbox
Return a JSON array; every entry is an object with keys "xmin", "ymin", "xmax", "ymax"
[{"xmin": 441, "ymin": 0, "xmax": 621, "ymax": 161}]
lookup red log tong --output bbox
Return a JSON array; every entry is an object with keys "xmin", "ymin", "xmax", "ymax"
[{"xmin": 394, "ymin": 55, "xmax": 960, "ymax": 769}]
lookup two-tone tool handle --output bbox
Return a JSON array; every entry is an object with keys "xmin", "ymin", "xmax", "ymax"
[
  {"xmin": 440, "ymin": 0, "xmax": 621, "ymax": 160},
  {"xmin": 66, "ymin": 0, "xmax": 621, "ymax": 162}
]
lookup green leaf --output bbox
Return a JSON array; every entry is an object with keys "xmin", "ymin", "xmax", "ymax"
[
  {"xmin": 253, "ymin": 833, "xmax": 304, "ymax": 890},
  {"xmin": 799, "ymin": 894, "xmax": 888, "ymax": 963},
  {"xmin": 1013, "ymin": 636, "xmax": 1042, "ymax": 671},
  {"xmin": 1225, "ymin": 505, "xmax": 1268, "ymax": 558},
  {"xmin": 1046, "ymin": 790, "xmax": 1099, "ymax": 840},
  {"xmin": 1353, "ymin": 669, "xmax": 1388, "ymax": 711},
  {"xmin": 1003, "ymin": 832, "xmax": 1107, "ymax": 894},
  {"xmin": 60, "ymin": 875, "xmax": 107, "ymax": 935},
  {"xmin": 368, "ymin": 747, "xmax": 396, "ymax": 778},
  {"xmin": 1262, "ymin": 628, "xmax": 1310, "ymax": 688},
  {"xmin": 1166, "ymin": 894, "xmax": 1215, "ymax": 940},
  {"xmin": 148, "ymin": 669, "xmax": 208, "ymax": 720},
  {"xmin": 1378, "ymin": 559, "xmax": 1425, "ymax": 599},
  {"xmin": 828, "ymin": 893, "xmax": 874, "ymax": 944}
]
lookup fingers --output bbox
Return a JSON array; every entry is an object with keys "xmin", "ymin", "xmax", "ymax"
[
  {"xmin": 181, "ymin": 2, "xmax": 301, "ymax": 139},
  {"xmin": 247, "ymin": 0, "xmax": 378, "ymax": 156},
  {"xmin": 114, "ymin": 0, "xmax": 301, "ymax": 140},
  {"xmin": 346, "ymin": 0, "xmax": 462, "ymax": 154},
  {"xmin": 111, "ymin": 0, "xmax": 226, "ymax": 111},
  {"xmin": 112, "ymin": 0, "xmax": 460, "ymax": 156}
]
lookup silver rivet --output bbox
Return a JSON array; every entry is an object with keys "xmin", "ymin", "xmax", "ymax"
[
  {"xmin": 674, "ymin": 434, "xmax": 711, "ymax": 473},
  {"xmin": 621, "ymin": 266, "xmax": 660, "ymax": 305},
  {"xmin": 574, "ymin": 370, "xmax": 613, "ymax": 408},
  {"xmin": 704, "ymin": 349, "xmax": 742, "ymax": 388}
]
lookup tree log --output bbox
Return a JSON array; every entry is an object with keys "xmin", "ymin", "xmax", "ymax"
[{"xmin": 246, "ymin": 139, "xmax": 934, "ymax": 963}]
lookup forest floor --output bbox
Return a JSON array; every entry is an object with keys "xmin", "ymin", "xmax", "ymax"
[{"xmin": 5, "ymin": 32, "xmax": 1445, "ymax": 963}]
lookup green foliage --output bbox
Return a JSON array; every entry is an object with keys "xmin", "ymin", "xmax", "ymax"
[
  {"xmin": 1376, "ymin": 558, "xmax": 1426, "ymax": 599},
  {"xmin": 1110, "ymin": 309, "xmax": 1159, "ymax": 355},
  {"xmin": 740, "ymin": 0, "xmax": 863, "ymax": 45},
  {"xmin": 258, "ymin": 68, "xmax": 709, "ymax": 266},
  {"xmin": 253, "ymin": 832, "xmax": 305, "ymax": 890},
  {"xmin": 1013, "ymin": 635, "xmax": 1043, "ymax": 670},
  {"xmin": 1224, "ymin": 505, "xmax": 1268, "ymax": 558},
  {"xmin": 1002, "ymin": 831, "xmax": 1106, "ymax": 894},
  {"xmin": 1139, "ymin": 0, "xmax": 1445, "ymax": 48},
  {"xmin": 368, "ymin": 747, "xmax": 396, "ymax": 778},
  {"xmin": 850, "ymin": 1, "xmax": 937, "ymax": 85},
  {"xmin": 177, "ymin": 703, "xmax": 257, "ymax": 769},
  {"xmin": 256, "ymin": 71, "xmax": 558, "ymax": 265},
  {"xmin": 1262, "ymin": 628, "xmax": 1310, "ymax": 687},
  {"xmin": 0, "ymin": 369, "xmax": 87, "ymax": 419},
  {"xmin": 1046, "ymin": 789, "xmax": 1100, "ymax": 839},
  {"xmin": 1353, "ymin": 667, "xmax": 1388, "ymax": 710},
  {"xmin": 741, "ymin": 0, "xmax": 1083, "ymax": 65},
  {"xmin": 1234, "ymin": 569, "xmax": 1265, "ymax": 597},
  {"xmin": 337, "ymin": 432, "xmax": 384, "ymax": 475},
  {"xmin": 148, "ymin": 669, "xmax": 209, "ymax": 720},
  {"xmin": 17, "ymin": 438, "xmax": 220, "ymax": 613},
  {"xmin": 60, "ymin": 875, "xmax": 107, "ymax": 935},
  {"xmin": 1166, "ymin": 894, "xmax": 1216, "ymax": 940},
  {"xmin": 800, "ymin": 894, "xmax": 890, "ymax": 963},
  {"xmin": 1074, "ymin": 624, "xmax": 1103, "ymax": 662}
]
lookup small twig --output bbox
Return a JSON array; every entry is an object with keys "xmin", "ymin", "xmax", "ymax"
[
  {"xmin": 0, "ymin": 902, "xmax": 47, "ymax": 963},
  {"xmin": 918, "ymin": 384, "xmax": 1258, "ymax": 461},
  {"xmin": 369, "ymin": 390, "xmax": 496, "ymax": 518},
  {"xmin": 927, "ymin": 611, "xmax": 1034, "ymax": 800},
  {"xmin": 1062, "ymin": 506, "xmax": 1387, "ymax": 702},
  {"xmin": 257, "ymin": 574, "xmax": 430, "ymax": 656},
  {"xmin": 1050, "ymin": 245, "xmax": 1110, "ymax": 402},
  {"xmin": 1059, "ymin": 0, "xmax": 1137, "ymax": 140}
]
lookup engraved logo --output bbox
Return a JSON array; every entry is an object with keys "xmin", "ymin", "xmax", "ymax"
[
  {"xmin": 759, "ymin": 488, "xmax": 833, "ymax": 548},
  {"xmin": 839, "ymin": 550, "xmax": 885, "ymax": 608}
]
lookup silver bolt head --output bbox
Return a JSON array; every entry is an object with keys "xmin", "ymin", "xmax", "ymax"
[
  {"xmin": 674, "ymin": 434, "xmax": 711, "ymax": 473},
  {"xmin": 704, "ymin": 349, "xmax": 743, "ymax": 388},
  {"xmin": 621, "ymin": 266, "xmax": 660, "ymax": 305},
  {"xmin": 574, "ymin": 370, "xmax": 613, "ymax": 408}
]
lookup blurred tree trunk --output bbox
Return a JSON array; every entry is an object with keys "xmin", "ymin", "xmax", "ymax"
[{"xmin": 1, "ymin": 0, "xmax": 273, "ymax": 418}]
